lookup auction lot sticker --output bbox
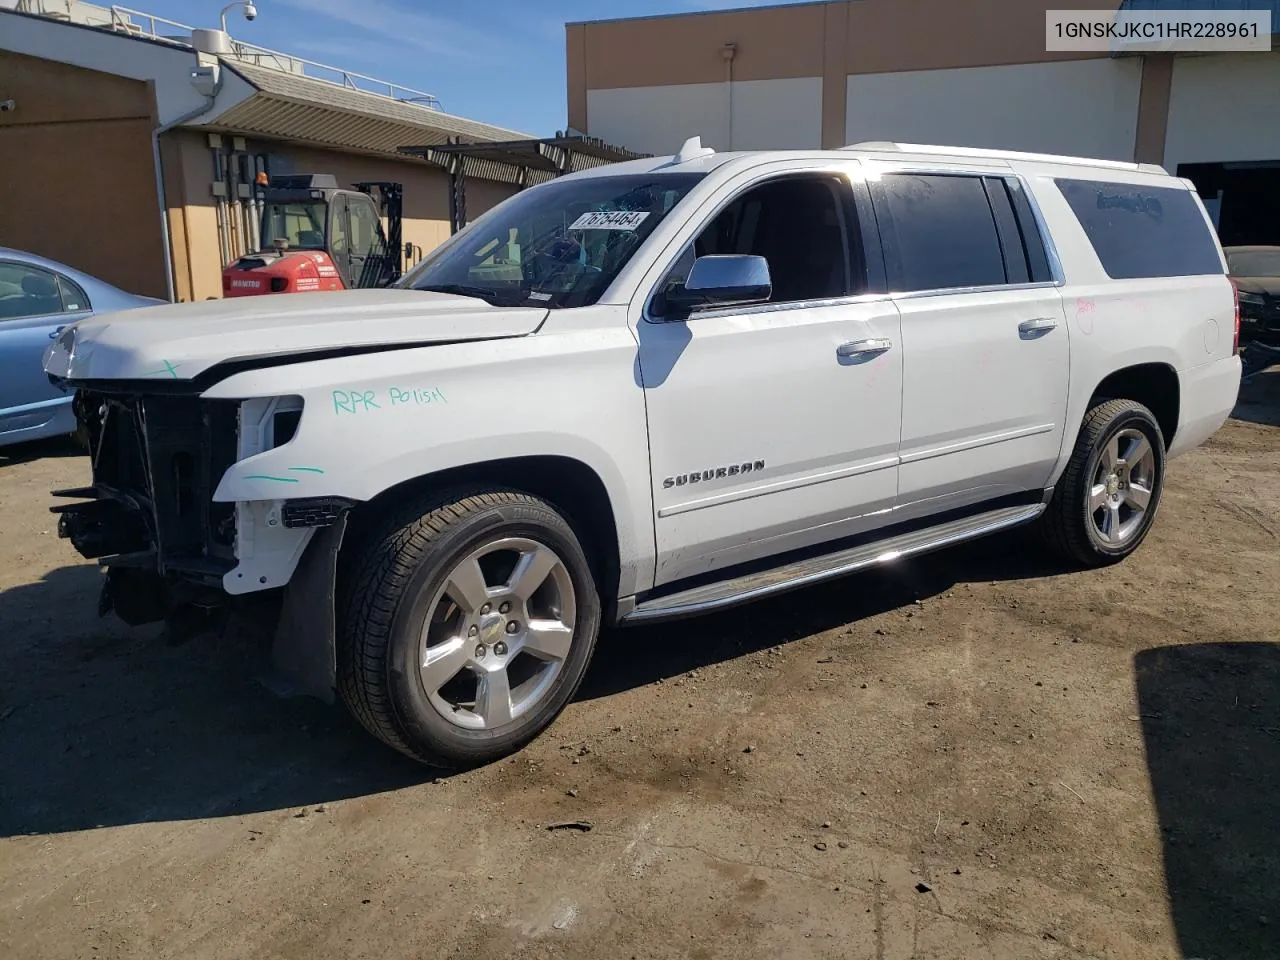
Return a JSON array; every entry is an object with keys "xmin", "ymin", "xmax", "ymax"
[{"xmin": 569, "ymin": 210, "xmax": 650, "ymax": 230}]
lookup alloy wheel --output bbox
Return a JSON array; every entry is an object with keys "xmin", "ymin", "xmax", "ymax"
[{"xmin": 418, "ymin": 537, "xmax": 576, "ymax": 730}]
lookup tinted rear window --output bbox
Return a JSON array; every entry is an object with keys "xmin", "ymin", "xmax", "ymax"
[
  {"xmin": 1055, "ymin": 178, "xmax": 1223, "ymax": 280},
  {"xmin": 874, "ymin": 174, "xmax": 1007, "ymax": 292}
]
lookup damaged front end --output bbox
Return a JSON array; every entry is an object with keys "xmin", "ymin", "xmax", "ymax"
[{"xmin": 53, "ymin": 388, "xmax": 350, "ymax": 701}]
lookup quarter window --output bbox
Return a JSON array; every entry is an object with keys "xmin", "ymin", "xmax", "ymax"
[
  {"xmin": 56, "ymin": 275, "xmax": 91, "ymax": 312},
  {"xmin": 1055, "ymin": 178, "xmax": 1224, "ymax": 280},
  {"xmin": 872, "ymin": 173, "xmax": 1008, "ymax": 292}
]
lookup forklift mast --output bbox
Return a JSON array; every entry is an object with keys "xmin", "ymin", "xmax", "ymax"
[{"xmin": 355, "ymin": 181, "xmax": 405, "ymax": 285}]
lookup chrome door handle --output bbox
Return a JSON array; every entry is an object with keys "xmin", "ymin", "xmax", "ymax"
[
  {"xmin": 836, "ymin": 338, "xmax": 892, "ymax": 358},
  {"xmin": 1018, "ymin": 317, "xmax": 1058, "ymax": 336}
]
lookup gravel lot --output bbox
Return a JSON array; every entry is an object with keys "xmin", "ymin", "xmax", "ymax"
[{"xmin": 1, "ymin": 369, "xmax": 1277, "ymax": 960}]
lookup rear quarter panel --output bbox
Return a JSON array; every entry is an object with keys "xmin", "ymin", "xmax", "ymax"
[{"xmin": 1020, "ymin": 163, "xmax": 1238, "ymax": 480}]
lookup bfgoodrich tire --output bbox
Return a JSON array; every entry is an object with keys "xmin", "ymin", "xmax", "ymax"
[
  {"xmin": 1042, "ymin": 398, "xmax": 1166, "ymax": 566},
  {"xmin": 337, "ymin": 488, "xmax": 601, "ymax": 768}
]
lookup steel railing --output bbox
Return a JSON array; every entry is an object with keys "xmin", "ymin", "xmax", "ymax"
[{"xmin": 99, "ymin": 4, "xmax": 441, "ymax": 109}]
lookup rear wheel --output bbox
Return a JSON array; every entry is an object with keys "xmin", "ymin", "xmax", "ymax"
[
  {"xmin": 337, "ymin": 488, "xmax": 601, "ymax": 767},
  {"xmin": 1042, "ymin": 398, "xmax": 1166, "ymax": 566}
]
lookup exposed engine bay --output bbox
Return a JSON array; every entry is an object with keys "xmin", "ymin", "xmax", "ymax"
[{"xmin": 52, "ymin": 388, "xmax": 348, "ymax": 699}]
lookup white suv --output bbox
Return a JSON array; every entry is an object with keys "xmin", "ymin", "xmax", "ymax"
[{"xmin": 46, "ymin": 139, "xmax": 1242, "ymax": 767}]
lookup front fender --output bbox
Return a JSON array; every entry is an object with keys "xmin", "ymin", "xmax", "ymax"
[{"xmin": 202, "ymin": 329, "xmax": 655, "ymax": 597}]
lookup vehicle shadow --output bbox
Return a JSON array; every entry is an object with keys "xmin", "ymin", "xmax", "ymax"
[
  {"xmin": 579, "ymin": 528, "xmax": 1071, "ymax": 701},
  {"xmin": 0, "ymin": 530, "xmax": 1076, "ymax": 837},
  {"xmin": 0, "ymin": 563, "xmax": 427, "ymax": 838},
  {"xmin": 1133, "ymin": 642, "xmax": 1280, "ymax": 960},
  {"xmin": 1232, "ymin": 364, "xmax": 1280, "ymax": 427},
  {"xmin": 0, "ymin": 434, "xmax": 84, "ymax": 468}
]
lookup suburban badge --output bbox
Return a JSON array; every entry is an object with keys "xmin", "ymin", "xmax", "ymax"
[{"xmin": 663, "ymin": 460, "xmax": 765, "ymax": 489}]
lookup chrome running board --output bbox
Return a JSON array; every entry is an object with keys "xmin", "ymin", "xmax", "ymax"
[{"xmin": 622, "ymin": 503, "xmax": 1044, "ymax": 624}]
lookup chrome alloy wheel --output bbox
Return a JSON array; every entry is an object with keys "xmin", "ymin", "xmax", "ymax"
[
  {"xmin": 419, "ymin": 537, "xmax": 576, "ymax": 730},
  {"xmin": 1089, "ymin": 427, "xmax": 1157, "ymax": 546}
]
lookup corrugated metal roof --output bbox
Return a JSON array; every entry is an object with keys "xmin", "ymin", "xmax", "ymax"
[
  {"xmin": 1117, "ymin": 0, "xmax": 1279, "ymax": 31},
  {"xmin": 207, "ymin": 61, "xmax": 532, "ymax": 175},
  {"xmin": 1118, "ymin": 0, "xmax": 1278, "ymax": 15}
]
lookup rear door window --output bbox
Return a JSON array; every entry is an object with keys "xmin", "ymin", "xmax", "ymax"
[
  {"xmin": 870, "ymin": 174, "xmax": 1008, "ymax": 292},
  {"xmin": 1055, "ymin": 178, "xmax": 1224, "ymax": 279}
]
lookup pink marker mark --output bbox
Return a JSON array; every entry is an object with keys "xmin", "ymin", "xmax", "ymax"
[{"xmin": 1075, "ymin": 297, "xmax": 1096, "ymax": 335}]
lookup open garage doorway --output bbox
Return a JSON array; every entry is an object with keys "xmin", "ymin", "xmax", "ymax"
[{"xmin": 1178, "ymin": 161, "xmax": 1280, "ymax": 246}]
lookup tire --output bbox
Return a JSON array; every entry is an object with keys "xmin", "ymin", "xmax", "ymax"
[
  {"xmin": 1042, "ymin": 398, "xmax": 1166, "ymax": 566},
  {"xmin": 337, "ymin": 488, "xmax": 602, "ymax": 768}
]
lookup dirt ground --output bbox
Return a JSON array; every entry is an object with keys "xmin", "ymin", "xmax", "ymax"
[{"xmin": 1, "ymin": 370, "xmax": 1277, "ymax": 960}]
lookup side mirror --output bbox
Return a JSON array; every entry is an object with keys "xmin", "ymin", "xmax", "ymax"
[{"xmin": 664, "ymin": 254, "xmax": 771, "ymax": 314}]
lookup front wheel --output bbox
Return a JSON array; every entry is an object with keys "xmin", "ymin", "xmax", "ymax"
[
  {"xmin": 337, "ymin": 488, "xmax": 601, "ymax": 768},
  {"xmin": 1042, "ymin": 398, "xmax": 1166, "ymax": 566}
]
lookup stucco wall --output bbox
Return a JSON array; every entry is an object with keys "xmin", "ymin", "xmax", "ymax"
[
  {"xmin": 0, "ymin": 50, "xmax": 167, "ymax": 298},
  {"xmin": 845, "ymin": 58, "xmax": 1144, "ymax": 161},
  {"xmin": 569, "ymin": 0, "xmax": 1121, "ymax": 149},
  {"xmin": 1163, "ymin": 53, "xmax": 1280, "ymax": 173},
  {"xmin": 586, "ymin": 76, "xmax": 823, "ymax": 154}
]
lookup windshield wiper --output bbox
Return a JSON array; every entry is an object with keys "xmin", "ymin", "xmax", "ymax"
[{"xmin": 415, "ymin": 282, "xmax": 512, "ymax": 305}]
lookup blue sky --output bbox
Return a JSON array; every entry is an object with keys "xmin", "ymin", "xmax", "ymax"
[{"xmin": 136, "ymin": 0, "xmax": 810, "ymax": 135}]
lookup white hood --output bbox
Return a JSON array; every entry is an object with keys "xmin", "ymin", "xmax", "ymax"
[{"xmin": 44, "ymin": 289, "xmax": 547, "ymax": 382}]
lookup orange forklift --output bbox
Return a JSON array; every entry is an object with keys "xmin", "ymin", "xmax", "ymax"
[{"xmin": 221, "ymin": 175, "xmax": 406, "ymax": 297}]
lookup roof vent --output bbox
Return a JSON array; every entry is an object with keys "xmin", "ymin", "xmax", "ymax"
[{"xmin": 672, "ymin": 136, "xmax": 715, "ymax": 164}]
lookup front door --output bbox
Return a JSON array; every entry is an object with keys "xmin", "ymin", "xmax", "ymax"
[
  {"xmin": 636, "ymin": 169, "xmax": 904, "ymax": 586},
  {"xmin": 868, "ymin": 169, "xmax": 1070, "ymax": 515}
]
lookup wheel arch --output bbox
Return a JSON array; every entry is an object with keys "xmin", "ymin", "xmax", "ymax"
[
  {"xmin": 346, "ymin": 454, "xmax": 623, "ymax": 614},
  {"xmin": 1088, "ymin": 362, "xmax": 1180, "ymax": 450}
]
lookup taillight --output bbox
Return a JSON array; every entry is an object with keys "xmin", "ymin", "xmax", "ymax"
[
  {"xmin": 1230, "ymin": 278, "xmax": 1241, "ymax": 353},
  {"xmin": 222, "ymin": 274, "xmax": 231, "ymax": 292}
]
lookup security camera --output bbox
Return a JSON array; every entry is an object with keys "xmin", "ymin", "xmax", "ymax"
[
  {"xmin": 0, "ymin": 100, "xmax": 15, "ymax": 112},
  {"xmin": 244, "ymin": 2, "xmax": 257, "ymax": 20}
]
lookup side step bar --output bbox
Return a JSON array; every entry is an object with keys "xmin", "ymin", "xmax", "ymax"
[{"xmin": 622, "ymin": 502, "xmax": 1045, "ymax": 625}]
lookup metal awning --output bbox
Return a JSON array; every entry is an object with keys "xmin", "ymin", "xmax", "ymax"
[{"xmin": 206, "ymin": 61, "xmax": 532, "ymax": 171}]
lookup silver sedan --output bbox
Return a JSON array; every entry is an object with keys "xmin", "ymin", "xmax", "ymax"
[{"xmin": 0, "ymin": 247, "xmax": 162, "ymax": 448}]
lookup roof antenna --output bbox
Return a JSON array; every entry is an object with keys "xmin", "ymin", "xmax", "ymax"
[{"xmin": 672, "ymin": 136, "xmax": 715, "ymax": 164}]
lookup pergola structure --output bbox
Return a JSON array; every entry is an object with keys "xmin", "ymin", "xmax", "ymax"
[{"xmin": 399, "ymin": 134, "xmax": 650, "ymax": 233}]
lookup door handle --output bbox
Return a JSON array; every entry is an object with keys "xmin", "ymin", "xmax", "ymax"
[
  {"xmin": 836, "ymin": 338, "xmax": 892, "ymax": 359},
  {"xmin": 1018, "ymin": 317, "xmax": 1058, "ymax": 336},
  {"xmin": 49, "ymin": 325, "xmax": 65, "ymax": 340}
]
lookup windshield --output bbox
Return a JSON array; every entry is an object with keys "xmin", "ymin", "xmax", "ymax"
[
  {"xmin": 400, "ymin": 173, "xmax": 705, "ymax": 308},
  {"xmin": 1226, "ymin": 248, "xmax": 1280, "ymax": 278},
  {"xmin": 261, "ymin": 201, "xmax": 328, "ymax": 251}
]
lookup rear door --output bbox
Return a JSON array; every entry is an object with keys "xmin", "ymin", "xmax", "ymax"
[
  {"xmin": 0, "ymin": 261, "xmax": 89, "ymax": 439},
  {"xmin": 868, "ymin": 168, "xmax": 1070, "ymax": 516}
]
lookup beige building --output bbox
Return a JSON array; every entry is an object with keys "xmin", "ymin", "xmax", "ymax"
[
  {"xmin": 567, "ymin": 0, "xmax": 1280, "ymax": 246},
  {"xmin": 0, "ymin": 2, "xmax": 541, "ymax": 301}
]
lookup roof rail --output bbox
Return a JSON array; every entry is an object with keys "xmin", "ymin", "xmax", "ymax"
[{"xmin": 842, "ymin": 141, "xmax": 1167, "ymax": 175}]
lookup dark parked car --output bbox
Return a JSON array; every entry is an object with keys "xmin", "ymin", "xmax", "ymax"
[
  {"xmin": 1226, "ymin": 245, "xmax": 1280, "ymax": 348},
  {"xmin": 0, "ymin": 248, "xmax": 161, "ymax": 448}
]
